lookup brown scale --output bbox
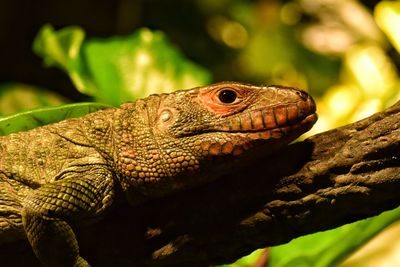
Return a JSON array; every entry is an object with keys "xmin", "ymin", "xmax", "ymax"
[
  {"xmin": 287, "ymin": 105, "xmax": 299, "ymax": 122},
  {"xmin": 251, "ymin": 110, "xmax": 265, "ymax": 129},
  {"xmin": 262, "ymin": 109, "xmax": 277, "ymax": 129},
  {"xmin": 274, "ymin": 106, "xmax": 288, "ymax": 126}
]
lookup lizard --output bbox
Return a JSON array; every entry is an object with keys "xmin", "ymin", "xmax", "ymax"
[{"xmin": 0, "ymin": 82, "xmax": 317, "ymax": 266}]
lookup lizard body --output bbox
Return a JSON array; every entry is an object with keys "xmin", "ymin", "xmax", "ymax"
[{"xmin": 0, "ymin": 82, "xmax": 317, "ymax": 266}]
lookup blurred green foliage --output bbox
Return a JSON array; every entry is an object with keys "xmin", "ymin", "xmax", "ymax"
[
  {"xmin": 0, "ymin": 0, "xmax": 400, "ymax": 266},
  {"xmin": 33, "ymin": 25, "xmax": 211, "ymax": 105}
]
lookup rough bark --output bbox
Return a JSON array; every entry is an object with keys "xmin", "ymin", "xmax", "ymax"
[{"xmin": 2, "ymin": 101, "xmax": 400, "ymax": 267}]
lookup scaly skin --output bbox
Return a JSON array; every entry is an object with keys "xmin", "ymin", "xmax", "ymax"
[{"xmin": 0, "ymin": 82, "xmax": 317, "ymax": 266}]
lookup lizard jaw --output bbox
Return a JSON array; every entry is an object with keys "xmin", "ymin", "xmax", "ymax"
[
  {"xmin": 197, "ymin": 112, "xmax": 317, "ymax": 158},
  {"xmin": 244, "ymin": 112, "xmax": 318, "ymax": 140}
]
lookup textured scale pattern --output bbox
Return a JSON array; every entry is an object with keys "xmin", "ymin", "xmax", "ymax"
[{"xmin": 0, "ymin": 82, "xmax": 317, "ymax": 266}]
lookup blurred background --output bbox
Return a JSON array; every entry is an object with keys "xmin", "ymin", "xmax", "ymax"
[{"xmin": 1, "ymin": 0, "xmax": 400, "ymax": 266}]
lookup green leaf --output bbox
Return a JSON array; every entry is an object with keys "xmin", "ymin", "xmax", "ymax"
[
  {"xmin": 218, "ymin": 249, "xmax": 265, "ymax": 267},
  {"xmin": 33, "ymin": 24, "xmax": 98, "ymax": 96},
  {"xmin": 33, "ymin": 25, "xmax": 212, "ymax": 105},
  {"xmin": 33, "ymin": 24, "xmax": 84, "ymax": 69},
  {"xmin": 0, "ymin": 102, "xmax": 111, "ymax": 136},
  {"xmin": 268, "ymin": 207, "xmax": 400, "ymax": 267}
]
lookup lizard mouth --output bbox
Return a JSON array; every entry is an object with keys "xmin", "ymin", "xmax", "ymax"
[
  {"xmin": 238, "ymin": 112, "xmax": 317, "ymax": 140},
  {"xmin": 216, "ymin": 95, "xmax": 317, "ymax": 137},
  {"xmin": 196, "ymin": 113, "xmax": 317, "ymax": 159},
  {"xmin": 197, "ymin": 98, "xmax": 317, "ymax": 158}
]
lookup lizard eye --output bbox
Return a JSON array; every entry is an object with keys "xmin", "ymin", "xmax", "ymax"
[{"xmin": 218, "ymin": 89, "xmax": 238, "ymax": 104}]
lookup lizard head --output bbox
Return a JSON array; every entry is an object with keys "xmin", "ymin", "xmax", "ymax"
[
  {"xmin": 155, "ymin": 81, "xmax": 317, "ymax": 155},
  {"xmin": 116, "ymin": 82, "xmax": 317, "ymax": 200}
]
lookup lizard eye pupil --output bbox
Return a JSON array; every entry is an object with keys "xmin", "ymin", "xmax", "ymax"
[{"xmin": 218, "ymin": 89, "xmax": 237, "ymax": 104}]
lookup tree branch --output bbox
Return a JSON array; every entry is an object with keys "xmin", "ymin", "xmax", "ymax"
[{"xmin": 2, "ymin": 101, "xmax": 400, "ymax": 267}]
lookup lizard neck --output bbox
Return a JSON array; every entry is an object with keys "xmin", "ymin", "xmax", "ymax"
[
  {"xmin": 82, "ymin": 108, "xmax": 118, "ymax": 162},
  {"xmin": 107, "ymin": 98, "xmax": 172, "ymax": 201}
]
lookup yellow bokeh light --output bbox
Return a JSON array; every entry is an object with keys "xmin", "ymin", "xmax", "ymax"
[
  {"xmin": 135, "ymin": 50, "xmax": 152, "ymax": 67},
  {"xmin": 306, "ymin": 114, "xmax": 332, "ymax": 136},
  {"xmin": 139, "ymin": 29, "xmax": 154, "ymax": 43},
  {"xmin": 207, "ymin": 16, "xmax": 248, "ymax": 49},
  {"xmin": 345, "ymin": 44, "xmax": 397, "ymax": 98},
  {"xmin": 325, "ymin": 84, "xmax": 359, "ymax": 119},
  {"xmin": 375, "ymin": 1, "xmax": 400, "ymax": 53},
  {"xmin": 221, "ymin": 21, "xmax": 248, "ymax": 49},
  {"xmin": 280, "ymin": 2, "xmax": 302, "ymax": 25},
  {"xmin": 351, "ymin": 98, "xmax": 382, "ymax": 122}
]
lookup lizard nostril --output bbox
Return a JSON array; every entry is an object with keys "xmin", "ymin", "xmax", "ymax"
[{"xmin": 295, "ymin": 90, "xmax": 308, "ymax": 101}]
